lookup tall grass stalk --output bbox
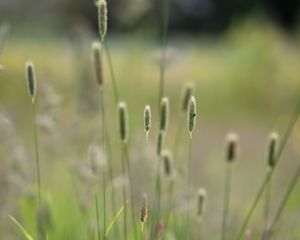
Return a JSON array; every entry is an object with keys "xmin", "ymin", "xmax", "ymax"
[
  {"xmin": 187, "ymin": 96, "xmax": 196, "ymax": 240},
  {"xmin": 222, "ymin": 133, "xmax": 238, "ymax": 240},
  {"xmin": 234, "ymin": 99, "xmax": 300, "ymax": 240},
  {"xmin": 158, "ymin": 0, "xmax": 171, "ymax": 109},
  {"xmin": 25, "ymin": 61, "xmax": 41, "ymax": 205}
]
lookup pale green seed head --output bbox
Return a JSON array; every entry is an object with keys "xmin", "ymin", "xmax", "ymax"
[
  {"xmin": 160, "ymin": 97, "xmax": 169, "ymax": 132},
  {"xmin": 225, "ymin": 133, "xmax": 239, "ymax": 163},
  {"xmin": 118, "ymin": 102, "xmax": 128, "ymax": 143},
  {"xmin": 156, "ymin": 131, "xmax": 165, "ymax": 156},
  {"xmin": 92, "ymin": 42, "xmax": 104, "ymax": 86},
  {"xmin": 267, "ymin": 132, "xmax": 279, "ymax": 168},
  {"xmin": 197, "ymin": 188, "xmax": 207, "ymax": 219},
  {"xmin": 144, "ymin": 105, "xmax": 151, "ymax": 137},
  {"xmin": 96, "ymin": 0, "xmax": 107, "ymax": 41},
  {"xmin": 181, "ymin": 82, "xmax": 194, "ymax": 112},
  {"xmin": 187, "ymin": 96, "xmax": 196, "ymax": 135},
  {"xmin": 25, "ymin": 61, "xmax": 36, "ymax": 102}
]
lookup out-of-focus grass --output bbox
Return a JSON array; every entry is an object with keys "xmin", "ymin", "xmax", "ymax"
[{"xmin": 1, "ymin": 19, "xmax": 300, "ymax": 239}]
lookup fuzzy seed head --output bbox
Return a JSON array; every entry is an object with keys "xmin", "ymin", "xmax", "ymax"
[
  {"xmin": 96, "ymin": 0, "xmax": 107, "ymax": 41},
  {"xmin": 267, "ymin": 132, "xmax": 279, "ymax": 168},
  {"xmin": 197, "ymin": 188, "xmax": 207, "ymax": 218},
  {"xmin": 181, "ymin": 82, "xmax": 194, "ymax": 112},
  {"xmin": 187, "ymin": 96, "xmax": 196, "ymax": 135},
  {"xmin": 118, "ymin": 102, "xmax": 128, "ymax": 143},
  {"xmin": 25, "ymin": 61, "xmax": 36, "ymax": 101},
  {"xmin": 144, "ymin": 105, "xmax": 151, "ymax": 136},
  {"xmin": 140, "ymin": 194, "xmax": 148, "ymax": 224},
  {"xmin": 225, "ymin": 133, "xmax": 239, "ymax": 162},
  {"xmin": 156, "ymin": 131, "xmax": 165, "ymax": 156},
  {"xmin": 92, "ymin": 42, "xmax": 104, "ymax": 86},
  {"xmin": 160, "ymin": 97, "xmax": 169, "ymax": 132},
  {"xmin": 162, "ymin": 150, "xmax": 173, "ymax": 177}
]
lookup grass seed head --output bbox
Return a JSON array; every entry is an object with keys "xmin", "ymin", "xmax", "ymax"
[
  {"xmin": 187, "ymin": 96, "xmax": 196, "ymax": 135},
  {"xmin": 144, "ymin": 105, "xmax": 151, "ymax": 137},
  {"xmin": 25, "ymin": 61, "xmax": 36, "ymax": 102},
  {"xmin": 36, "ymin": 198, "xmax": 54, "ymax": 239},
  {"xmin": 96, "ymin": 0, "xmax": 107, "ymax": 41},
  {"xmin": 162, "ymin": 150, "xmax": 173, "ymax": 177},
  {"xmin": 118, "ymin": 102, "xmax": 128, "ymax": 143},
  {"xmin": 225, "ymin": 133, "xmax": 239, "ymax": 162},
  {"xmin": 92, "ymin": 42, "xmax": 104, "ymax": 87},
  {"xmin": 181, "ymin": 82, "xmax": 194, "ymax": 112},
  {"xmin": 197, "ymin": 188, "xmax": 207, "ymax": 219},
  {"xmin": 267, "ymin": 132, "xmax": 279, "ymax": 168},
  {"xmin": 140, "ymin": 193, "xmax": 148, "ymax": 224},
  {"xmin": 157, "ymin": 131, "xmax": 165, "ymax": 156},
  {"xmin": 160, "ymin": 97, "xmax": 169, "ymax": 132}
]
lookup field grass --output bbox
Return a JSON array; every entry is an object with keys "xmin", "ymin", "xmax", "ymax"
[{"xmin": 1, "ymin": 17, "xmax": 300, "ymax": 239}]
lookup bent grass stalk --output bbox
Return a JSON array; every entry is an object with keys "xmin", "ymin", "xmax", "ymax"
[{"xmin": 234, "ymin": 98, "xmax": 300, "ymax": 240}]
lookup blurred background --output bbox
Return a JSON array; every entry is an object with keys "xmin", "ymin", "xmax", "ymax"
[{"xmin": 1, "ymin": 0, "xmax": 300, "ymax": 239}]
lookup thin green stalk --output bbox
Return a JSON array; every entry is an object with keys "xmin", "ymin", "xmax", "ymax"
[
  {"xmin": 31, "ymin": 100, "xmax": 41, "ymax": 204},
  {"xmin": 123, "ymin": 143, "xmax": 138, "ymax": 240},
  {"xmin": 264, "ymin": 169, "xmax": 272, "ymax": 230},
  {"xmin": 173, "ymin": 114, "xmax": 184, "ymax": 167},
  {"xmin": 234, "ymin": 98, "xmax": 300, "ymax": 240},
  {"xmin": 157, "ymin": 0, "xmax": 171, "ymax": 109},
  {"xmin": 187, "ymin": 135, "xmax": 192, "ymax": 240},
  {"xmin": 163, "ymin": 178, "xmax": 175, "ymax": 239},
  {"xmin": 95, "ymin": 193, "xmax": 101, "ymax": 240},
  {"xmin": 221, "ymin": 163, "xmax": 232, "ymax": 240},
  {"xmin": 121, "ymin": 148, "xmax": 128, "ymax": 240},
  {"xmin": 266, "ymin": 163, "xmax": 300, "ymax": 238}
]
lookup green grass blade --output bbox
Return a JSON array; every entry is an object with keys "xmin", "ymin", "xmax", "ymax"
[
  {"xmin": 9, "ymin": 216, "xmax": 34, "ymax": 240},
  {"xmin": 105, "ymin": 201, "xmax": 128, "ymax": 237}
]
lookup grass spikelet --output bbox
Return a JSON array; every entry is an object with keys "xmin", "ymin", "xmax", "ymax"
[
  {"xmin": 197, "ymin": 188, "xmax": 207, "ymax": 219},
  {"xmin": 181, "ymin": 82, "xmax": 194, "ymax": 112},
  {"xmin": 118, "ymin": 102, "xmax": 128, "ymax": 143},
  {"xmin": 96, "ymin": 0, "xmax": 107, "ymax": 42},
  {"xmin": 187, "ymin": 96, "xmax": 196, "ymax": 137},
  {"xmin": 225, "ymin": 133, "xmax": 239, "ymax": 162},
  {"xmin": 160, "ymin": 97, "xmax": 169, "ymax": 132},
  {"xmin": 162, "ymin": 150, "xmax": 173, "ymax": 177},
  {"xmin": 140, "ymin": 194, "xmax": 148, "ymax": 231},
  {"xmin": 144, "ymin": 105, "xmax": 151, "ymax": 138},
  {"xmin": 25, "ymin": 61, "xmax": 36, "ymax": 102},
  {"xmin": 156, "ymin": 131, "xmax": 165, "ymax": 156},
  {"xmin": 267, "ymin": 132, "xmax": 279, "ymax": 168},
  {"xmin": 92, "ymin": 42, "xmax": 104, "ymax": 87}
]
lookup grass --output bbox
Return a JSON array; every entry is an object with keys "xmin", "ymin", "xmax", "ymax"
[{"xmin": 1, "ymin": 14, "xmax": 300, "ymax": 240}]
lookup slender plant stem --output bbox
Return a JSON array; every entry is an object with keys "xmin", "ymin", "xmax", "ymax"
[
  {"xmin": 95, "ymin": 193, "xmax": 101, "ymax": 240},
  {"xmin": 234, "ymin": 99, "xmax": 300, "ymax": 240},
  {"xmin": 266, "ymin": 163, "xmax": 300, "ymax": 238},
  {"xmin": 187, "ymin": 135, "xmax": 192, "ymax": 240},
  {"xmin": 173, "ymin": 114, "xmax": 184, "ymax": 167},
  {"xmin": 163, "ymin": 178, "xmax": 175, "ymax": 239},
  {"xmin": 123, "ymin": 143, "xmax": 138, "ymax": 240},
  {"xmin": 157, "ymin": 0, "xmax": 171, "ymax": 110},
  {"xmin": 121, "ymin": 147, "xmax": 128, "ymax": 240},
  {"xmin": 31, "ymin": 100, "xmax": 41, "ymax": 204},
  {"xmin": 221, "ymin": 163, "xmax": 232, "ymax": 240},
  {"xmin": 264, "ymin": 169, "xmax": 272, "ymax": 230}
]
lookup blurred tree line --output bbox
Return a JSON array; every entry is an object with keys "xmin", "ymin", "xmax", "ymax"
[{"xmin": 0, "ymin": 0, "xmax": 299, "ymax": 33}]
